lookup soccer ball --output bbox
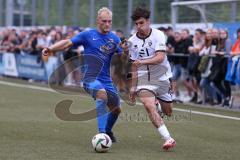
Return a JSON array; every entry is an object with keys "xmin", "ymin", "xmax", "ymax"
[{"xmin": 92, "ymin": 133, "xmax": 112, "ymax": 153}]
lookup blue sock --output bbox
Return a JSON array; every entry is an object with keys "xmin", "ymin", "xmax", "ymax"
[
  {"xmin": 106, "ymin": 111, "xmax": 119, "ymax": 133},
  {"xmin": 96, "ymin": 99, "xmax": 108, "ymax": 133}
]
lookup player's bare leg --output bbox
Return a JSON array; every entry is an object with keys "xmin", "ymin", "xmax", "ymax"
[
  {"xmin": 138, "ymin": 90, "xmax": 176, "ymax": 150},
  {"xmin": 158, "ymin": 100, "xmax": 173, "ymax": 117}
]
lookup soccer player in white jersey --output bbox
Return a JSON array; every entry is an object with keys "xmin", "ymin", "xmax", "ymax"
[{"xmin": 124, "ymin": 7, "xmax": 176, "ymax": 150}]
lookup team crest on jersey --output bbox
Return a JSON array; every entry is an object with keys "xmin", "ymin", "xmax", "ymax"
[
  {"xmin": 148, "ymin": 41, "xmax": 152, "ymax": 46},
  {"xmin": 109, "ymin": 38, "xmax": 114, "ymax": 42},
  {"xmin": 100, "ymin": 41, "xmax": 117, "ymax": 54}
]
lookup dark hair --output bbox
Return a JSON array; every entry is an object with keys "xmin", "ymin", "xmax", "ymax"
[
  {"xmin": 195, "ymin": 28, "xmax": 203, "ymax": 34},
  {"xmin": 205, "ymin": 31, "xmax": 213, "ymax": 48},
  {"xmin": 182, "ymin": 28, "xmax": 190, "ymax": 34},
  {"xmin": 131, "ymin": 7, "xmax": 150, "ymax": 21},
  {"xmin": 158, "ymin": 27, "xmax": 166, "ymax": 32},
  {"xmin": 167, "ymin": 26, "xmax": 173, "ymax": 31},
  {"xmin": 217, "ymin": 29, "xmax": 228, "ymax": 51},
  {"xmin": 116, "ymin": 29, "xmax": 123, "ymax": 34}
]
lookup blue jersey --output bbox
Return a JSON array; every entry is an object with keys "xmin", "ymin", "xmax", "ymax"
[{"xmin": 71, "ymin": 29, "xmax": 122, "ymax": 83}]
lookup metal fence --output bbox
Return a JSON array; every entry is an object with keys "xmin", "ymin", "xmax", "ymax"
[{"xmin": 0, "ymin": 0, "xmax": 239, "ymax": 34}]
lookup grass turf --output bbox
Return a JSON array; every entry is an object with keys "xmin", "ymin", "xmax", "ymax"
[{"xmin": 0, "ymin": 80, "xmax": 240, "ymax": 160}]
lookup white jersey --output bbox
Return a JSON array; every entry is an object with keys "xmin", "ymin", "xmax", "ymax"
[{"xmin": 128, "ymin": 28, "xmax": 172, "ymax": 81}]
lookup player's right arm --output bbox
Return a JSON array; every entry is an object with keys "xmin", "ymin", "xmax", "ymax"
[
  {"xmin": 42, "ymin": 39, "xmax": 73, "ymax": 56},
  {"xmin": 42, "ymin": 31, "xmax": 86, "ymax": 57}
]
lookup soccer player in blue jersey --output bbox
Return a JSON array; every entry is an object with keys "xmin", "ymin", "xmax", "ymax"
[{"xmin": 42, "ymin": 7, "xmax": 124, "ymax": 142}]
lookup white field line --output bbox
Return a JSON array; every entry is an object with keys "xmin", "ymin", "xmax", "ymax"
[
  {"xmin": 0, "ymin": 80, "xmax": 240, "ymax": 121},
  {"xmin": 172, "ymin": 107, "xmax": 240, "ymax": 121},
  {"xmin": 0, "ymin": 80, "xmax": 56, "ymax": 93}
]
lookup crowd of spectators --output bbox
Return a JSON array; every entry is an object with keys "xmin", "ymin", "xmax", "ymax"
[
  {"xmin": 0, "ymin": 26, "xmax": 84, "ymax": 84},
  {"xmin": 160, "ymin": 26, "xmax": 240, "ymax": 107},
  {"xmin": 1, "ymin": 26, "xmax": 240, "ymax": 107}
]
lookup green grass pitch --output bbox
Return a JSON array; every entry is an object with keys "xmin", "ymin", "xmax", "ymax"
[{"xmin": 0, "ymin": 79, "xmax": 240, "ymax": 160}]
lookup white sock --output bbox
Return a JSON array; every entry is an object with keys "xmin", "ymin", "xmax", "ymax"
[{"xmin": 158, "ymin": 124, "xmax": 171, "ymax": 140}]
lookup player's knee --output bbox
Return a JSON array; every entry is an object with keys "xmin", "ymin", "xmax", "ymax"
[
  {"xmin": 143, "ymin": 102, "xmax": 155, "ymax": 113},
  {"xmin": 164, "ymin": 105, "xmax": 173, "ymax": 117},
  {"xmin": 116, "ymin": 107, "xmax": 121, "ymax": 115},
  {"xmin": 111, "ymin": 107, "xmax": 121, "ymax": 115},
  {"xmin": 165, "ymin": 109, "xmax": 172, "ymax": 117},
  {"xmin": 96, "ymin": 89, "xmax": 108, "ymax": 101}
]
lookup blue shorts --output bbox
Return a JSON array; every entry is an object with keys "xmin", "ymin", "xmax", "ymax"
[{"xmin": 83, "ymin": 80, "xmax": 120, "ymax": 107}]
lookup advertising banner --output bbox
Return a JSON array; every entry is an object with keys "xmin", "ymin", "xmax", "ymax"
[
  {"xmin": 0, "ymin": 54, "xmax": 4, "ymax": 75},
  {"xmin": 3, "ymin": 53, "xmax": 18, "ymax": 77},
  {"xmin": 16, "ymin": 54, "xmax": 48, "ymax": 81}
]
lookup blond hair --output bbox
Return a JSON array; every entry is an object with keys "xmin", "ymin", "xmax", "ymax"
[{"xmin": 97, "ymin": 7, "xmax": 112, "ymax": 18}]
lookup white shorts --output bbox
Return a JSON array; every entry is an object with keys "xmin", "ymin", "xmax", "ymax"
[{"xmin": 136, "ymin": 78, "xmax": 173, "ymax": 103}]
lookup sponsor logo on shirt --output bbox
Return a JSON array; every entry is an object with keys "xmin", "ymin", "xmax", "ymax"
[{"xmin": 100, "ymin": 41, "xmax": 117, "ymax": 54}]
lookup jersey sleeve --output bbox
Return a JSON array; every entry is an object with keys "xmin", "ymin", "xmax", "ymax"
[
  {"xmin": 70, "ymin": 31, "xmax": 86, "ymax": 48},
  {"xmin": 155, "ymin": 31, "xmax": 167, "ymax": 52}
]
